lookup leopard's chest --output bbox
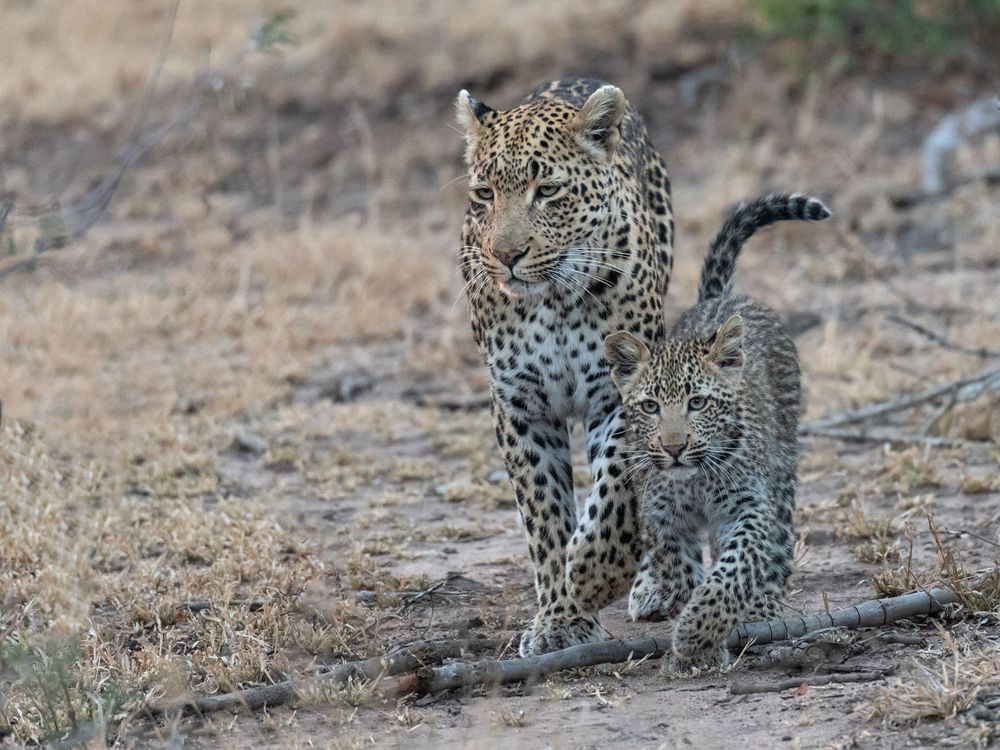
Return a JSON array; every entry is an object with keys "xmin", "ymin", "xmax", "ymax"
[{"xmin": 485, "ymin": 305, "xmax": 611, "ymax": 421}]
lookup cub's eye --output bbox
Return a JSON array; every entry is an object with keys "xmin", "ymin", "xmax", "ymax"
[
  {"xmin": 688, "ymin": 396, "xmax": 708, "ymax": 412},
  {"xmin": 536, "ymin": 184, "xmax": 561, "ymax": 199},
  {"xmin": 472, "ymin": 187, "xmax": 494, "ymax": 202},
  {"xmin": 639, "ymin": 399, "xmax": 659, "ymax": 415}
]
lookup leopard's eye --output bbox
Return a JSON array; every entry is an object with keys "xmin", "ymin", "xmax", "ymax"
[
  {"xmin": 536, "ymin": 184, "xmax": 561, "ymax": 199},
  {"xmin": 472, "ymin": 187, "xmax": 494, "ymax": 202},
  {"xmin": 688, "ymin": 396, "xmax": 708, "ymax": 412},
  {"xmin": 639, "ymin": 399, "xmax": 659, "ymax": 415}
]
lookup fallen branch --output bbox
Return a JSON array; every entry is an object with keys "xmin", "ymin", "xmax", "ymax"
[
  {"xmin": 381, "ymin": 588, "xmax": 960, "ymax": 699},
  {"xmin": 379, "ymin": 636, "xmax": 671, "ymax": 699},
  {"xmin": 730, "ymin": 670, "xmax": 889, "ymax": 695},
  {"xmin": 725, "ymin": 588, "xmax": 958, "ymax": 650},
  {"xmin": 149, "ymin": 588, "xmax": 961, "ymax": 714},
  {"xmin": 802, "ymin": 367, "xmax": 1000, "ymax": 431},
  {"xmin": 146, "ymin": 637, "xmax": 504, "ymax": 717}
]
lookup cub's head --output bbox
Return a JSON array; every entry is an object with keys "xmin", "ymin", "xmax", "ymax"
[
  {"xmin": 604, "ymin": 315, "xmax": 745, "ymax": 480},
  {"xmin": 455, "ymin": 85, "xmax": 627, "ymax": 301}
]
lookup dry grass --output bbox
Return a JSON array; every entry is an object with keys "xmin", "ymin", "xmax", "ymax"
[
  {"xmin": 0, "ymin": 220, "xmax": 452, "ymax": 448},
  {"xmin": 0, "ymin": 420, "xmax": 328, "ymax": 743},
  {"xmin": 859, "ymin": 628, "xmax": 1000, "ymax": 725}
]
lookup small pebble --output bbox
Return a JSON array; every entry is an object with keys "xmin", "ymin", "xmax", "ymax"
[
  {"xmin": 435, "ymin": 478, "xmax": 474, "ymax": 496},
  {"xmin": 232, "ymin": 431, "xmax": 268, "ymax": 455}
]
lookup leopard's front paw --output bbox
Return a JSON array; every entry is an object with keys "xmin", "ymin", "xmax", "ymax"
[
  {"xmin": 565, "ymin": 532, "xmax": 635, "ymax": 611},
  {"xmin": 628, "ymin": 568, "xmax": 688, "ymax": 622},
  {"xmin": 519, "ymin": 611, "xmax": 603, "ymax": 657}
]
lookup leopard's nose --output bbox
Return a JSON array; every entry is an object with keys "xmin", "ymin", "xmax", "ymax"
[
  {"xmin": 494, "ymin": 247, "xmax": 528, "ymax": 269},
  {"xmin": 662, "ymin": 442, "xmax": 686, "ymax": 458}
]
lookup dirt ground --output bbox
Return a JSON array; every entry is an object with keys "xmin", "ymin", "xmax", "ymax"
[{"xmin": 1, "ymin": 1, "xmax": 999, "ymax": 748}]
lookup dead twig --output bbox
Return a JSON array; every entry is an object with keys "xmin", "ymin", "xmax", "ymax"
[
  {"xmin": 398, "ymin": 580, "xmax": 449, "ymax": 613},
  {"xmin": 730, "ymin": 670, "xmax": 890, "ymax": 695},
  {"xmin": 798, "ymin": 425, "xmax": 986, "ymax": 448},
  {"xmin": 178, "ymin": 599, "xmax": 268, "ymax": 613},
  {"xmin": 0, "ymin": 6, "xmax": 294, "ymax": 281},
  {"xmin": 937, "ymin": 527, "xmax": 1000, "ymax": 550},
  {"xmin": 887, "ymin": 314, "xmax": 1000, "ymax": 361},
  {"xmin": 801, "ymin": 367, "xmax": 1000, "ymax": 431}
]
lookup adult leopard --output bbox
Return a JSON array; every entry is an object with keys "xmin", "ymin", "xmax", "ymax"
[{"xmin": 454, "ymin": 78, "xmax": 673, "ymax": 655}]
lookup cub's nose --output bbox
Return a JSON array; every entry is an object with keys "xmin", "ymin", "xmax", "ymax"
[
  {"xmin": 662, "ymin": 442, "xmax": 686, "ymax": 458},
  {"xmin": 494, "ymin": 247, "xmax": 528, "ymax": 269}
]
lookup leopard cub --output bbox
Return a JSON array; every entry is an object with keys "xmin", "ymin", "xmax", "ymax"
[{"xmin": 604, "ymin": 193, "xmax": 830, "ymax": 671}]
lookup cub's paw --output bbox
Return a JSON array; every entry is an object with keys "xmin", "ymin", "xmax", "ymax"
[
  {"xmin": 660, "ymin": 645, "xmax": 730, "ymax": 677},
  {"xmin": 628, "ymin": 569, "xmax": 687, "ymax": 622},
  {"xmin": 519, "ymin": 612, "xmax": 603, "ymax": 657}
]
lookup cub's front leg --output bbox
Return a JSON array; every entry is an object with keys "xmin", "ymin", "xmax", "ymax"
[
  {"xmin": 628, "ymin": 480, "xmax": 704, "ymax": 621},
  {"xmin": 667, "ymin": 507, "xmax": 772, "ymax": 672},
  {"xmin": 491, "ymin": 391, "xmax": 602, "ymax": 656}
]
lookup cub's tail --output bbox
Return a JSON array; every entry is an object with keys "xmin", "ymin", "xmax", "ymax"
[{"xmin": 698, "ymin": 193, "xmax": 830, "ymax": 303}]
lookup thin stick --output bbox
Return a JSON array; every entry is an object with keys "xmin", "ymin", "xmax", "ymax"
[
  {"xmin": 887, "ymin": 314, "xmax": 1000, "ymax": 361},
  {"xmin": 178, "ymin": 599, "xmax": 268, "ymax": 613},
  {"xmin": 798, "ymin": 425, "xmax": 986, "ymax": 448},
  {"xmin": 730, "ymin": 671, "xmax": 888, "ymax": 695},
  {"xmin": 802, "ymin": 367, "xmax": 1000, "ymax": 431},
  {"xmin": 0, "ymin": 0, "xmax": 180, "ymax": 279}
]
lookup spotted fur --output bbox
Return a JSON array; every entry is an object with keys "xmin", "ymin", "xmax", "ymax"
[
  {"xmin": 455, "ymin": 78, "xmax": 673, "ymax": 655},
  {"xmin": 605, "ymin": 193, "xmax": 829, "ymax": 670}
]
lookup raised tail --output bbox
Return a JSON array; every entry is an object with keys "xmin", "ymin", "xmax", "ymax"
[{"xmin": 698, "ymin": 193, "xmax": 830, "ymax": 303}]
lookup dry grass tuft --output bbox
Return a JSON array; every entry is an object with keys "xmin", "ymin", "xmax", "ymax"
[
  {"xmin": 881, "ymin": 446, "xmax": 941, "ymax": 493},
  {"xmin": 833, "ymin": 490, "xmax": 901, "ymax": 563},
  {"xmin": 859, "ymin": 628, "xmax": 1000, "ymax": 724}
]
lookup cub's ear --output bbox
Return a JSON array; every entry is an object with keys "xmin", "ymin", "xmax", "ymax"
[
  {"xmin": 604, "ymin": 331, "xmax": 650, "ymax": 391},
  {"xmin": 706, "ymin": 314, "xmax": 745, "ymax": 374},
  {"xmin": 455, "ymin": 90, "xmax": 494, "ymax": 163},
  {"xmin": 571, "ymin": 85, "xmax": 626, "ymax": 162}
]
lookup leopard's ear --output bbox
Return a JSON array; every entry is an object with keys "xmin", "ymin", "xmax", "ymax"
[
  {"xmin": 604, "ymin": 331, "xmax": 650, "ymax": 392},
  {"xmin": 455, "ymin": 90, "xmax": 493, "ymax": 163},
  {"xmin": 706, "ymin": 314, "xmax": 745, "ymax": 374},
  {"xmin": 571, "ymin": 85, "xmax": 625, "ymax": 162}
]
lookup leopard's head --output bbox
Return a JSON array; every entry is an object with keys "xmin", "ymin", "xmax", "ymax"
[
  {"xmin": 604, "ymin": 315, "xmax": 745, "ymax": 481},
  {"xmin": 455, "ymin": 85, "xmax": 627, "ymax": 302}
]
